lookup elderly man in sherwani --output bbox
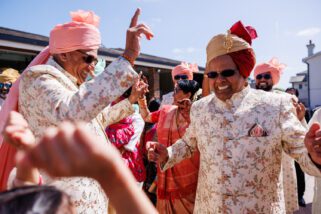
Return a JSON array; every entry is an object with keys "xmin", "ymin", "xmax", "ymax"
[
  {"xmin": 147, "ymin": 21, "xmax": 321, "ymax": 213},
  {"xmin": 0, "ymin": 9, "xmax": 153, "ymax": 213}
]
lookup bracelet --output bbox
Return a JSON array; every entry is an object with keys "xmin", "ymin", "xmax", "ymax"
[
  {"xmin": 138, "ymin": 97, "xmax": 148, "ymax": 109},
  {"xmin": 122, "ymin": 53, "xmax": 135, "ymax": 67}
]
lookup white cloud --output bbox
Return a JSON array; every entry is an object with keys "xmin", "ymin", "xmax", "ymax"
[
  {"xmin": 172, "ymin": 47, "xmax": 199, "ymax": 54},
  {"xmin": 296, "ymin": 27, "xmax": 321, "ymax": 37},
  {"xmin": 151, "ymin": 18, "xmax": 162, "ymax": 23},
  {"xmin": 172, "ymin": 48, "xmax": 183, "ymax": 54}
]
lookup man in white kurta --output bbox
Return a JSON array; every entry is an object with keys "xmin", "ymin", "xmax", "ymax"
[
  {"xmin": 147, "ymin": 21, "xmax": 321, "ymax": 213},
  {"xmin": 254, "ymin": 58, "xmax": 308, "ymax": 212}
]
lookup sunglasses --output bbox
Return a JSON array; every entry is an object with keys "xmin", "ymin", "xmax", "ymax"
[
  {"xmin": 207, "ymin": 69, "xmax": 236, "ymax": 79},
  {"xmin": 76, "ymin": 50, "xmax": 98, "ymax": 65},
  {"xmin": 174, "ymin": 74, "xmax": 188, "ymax": 80},
  {"xmin": 0, "ymin": 82, "xmax": 12, "ymax": 89},
  {"xmin": 256, "ymin": 73, "xmax": 271, "ymax": 80}
]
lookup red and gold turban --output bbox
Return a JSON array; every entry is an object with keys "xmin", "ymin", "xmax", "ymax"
[{"xmin": 206, "ymin": 21, "xmax": 257, "ymax": 78}]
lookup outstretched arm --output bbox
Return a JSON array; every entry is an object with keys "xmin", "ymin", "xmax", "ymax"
[{"xmin": 18, "ymin": 121, "xmax": 156, "ymax": 214}]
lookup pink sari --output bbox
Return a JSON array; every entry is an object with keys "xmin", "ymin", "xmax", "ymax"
[
  {"xmin": 0, "ymin": 48, "xmax": 50, "ymax": 191},
  {"xmin": 106, "ymin": 116, "xmax": 146, "ymax": 182},
  {"xmin": 150, "ymin": 105, "xmax": 199, "ymax": 214}
]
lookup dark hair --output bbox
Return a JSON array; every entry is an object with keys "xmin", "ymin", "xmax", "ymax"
[
  {"xmin": 176, "ymin": 80, "xmax": 200, "ymax": 99},
  {"xmin": 285, "ymin": 87, "xmax": 299, "ymax": 97},
  {"xmin": 148, "ymin": 98, "xmax": 160, "ymax": 112},
  {"xmin": 122, "ymin": 87, "xmax": 132, "ymax": 98},
  {"xmin": 0, "ymin": 185, "xmax": 75, "ymax": 214}
]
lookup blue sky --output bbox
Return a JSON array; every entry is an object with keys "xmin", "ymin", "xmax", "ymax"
[{"xmin": 1, "ymin": 0, "xmax": 320, "ymax": 88}]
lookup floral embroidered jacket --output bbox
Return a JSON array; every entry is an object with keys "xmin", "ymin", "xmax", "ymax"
[
  {"xmin": 162, "ymin": 86, "xmax": 321, "ymax": 214},
  {"xmin": 18, "ymin": 57, "xmax": 137, "ymax": 214}
]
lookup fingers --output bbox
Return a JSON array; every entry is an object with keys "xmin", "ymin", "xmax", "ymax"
[
  {"xmin": 129, "ymin": 8, "xmax": 141, "ymax": 28},
  {"xmin": 307, "ymin": 123, "xmax": 321, "ymax": 138},
  {"xmin": 135, "ymin": 26, "xmax": 154, "ymax": 40},
  {"xmin": 5, "ymin": 111, "xmax": 29, "ymax": 130},
  {"xmin": 26, "ymin": 127, "xmax": 59, "ymax": 171},
  {"xmin": 73, "ymin": 122, "xmax": 97, "ymax": 154},
  {"xmin": 147, "ymin": 148, "xmax": 159, "ymax": 162},
  {"xmin": 146, "ymin": 141, "xmax": 157, "ymax": 150}
]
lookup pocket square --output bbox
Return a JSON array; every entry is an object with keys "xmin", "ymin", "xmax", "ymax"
[{"xmin": 248, "ymin": 123, "xmax": 268, "ymax": 137}]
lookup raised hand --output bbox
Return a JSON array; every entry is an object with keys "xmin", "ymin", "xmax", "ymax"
[
  {"xmin": 124, "ymin": 8, "xmax": 154, "ymax": 62},
  {"xmin": 18, "ymin": 122, "xmax": 121, "ymax": 179},
  {"xmin": 3, "ymin": 111, "xmax": 35, "ymax": 150},
  {"xmin": 129, "ymin": 73, "xmax": 149, "ymax": 104},
  {"xmin": 292, "ymin": 98, "xmax": 306, "ymax": 121},
  {"xmin": 146, "ymin": 141, "xmax": 169, "ymax": 163},
  {"xmin": 305, "ymin": 123, "xmax": 321, "ymax": 165}
]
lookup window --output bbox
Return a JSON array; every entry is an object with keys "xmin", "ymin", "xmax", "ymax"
[{"xmin": 299, "ymin": 84, "xmax": 302, "ymax": 89}]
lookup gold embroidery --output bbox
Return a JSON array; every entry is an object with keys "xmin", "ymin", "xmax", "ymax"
[{"xmin": 223, "ymin": 30, "xmax": 233, "ymax": 53}]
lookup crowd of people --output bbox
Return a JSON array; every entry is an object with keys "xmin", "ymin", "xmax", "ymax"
[{"xmin": 0, "ymin": 8, "xmax": 321, "ymax": 214}]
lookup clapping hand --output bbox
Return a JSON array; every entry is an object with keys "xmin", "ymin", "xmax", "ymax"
[
  {"xmin": 292, "ymin": 98, "xmax": 306, "ymax": 121},
  {"xmin": 146, "ymin": 141, "xmax": 168, "ymax": 163},
  {"xmin": 305, "ymin": 123, "xmax": 321, "ymax": 165},
  {"xmin": 3, "ymin": 111, "xmax": 35, "ymax": 150}
]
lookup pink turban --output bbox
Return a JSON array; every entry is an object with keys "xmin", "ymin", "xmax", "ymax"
[
  {"xmin": 0, "ymin": 10, "xmax": 101, "ymax": 191},
  {"xmin": 254, "ymin": 57, "xmax": 286, "ymax": 85},
  {"xmin": 49, "ymin": 10, "xmax": 101, "ymax": 54},
  {"xmin": 171, "ymin": 62, "xmax": 198, "ymax": 81}
]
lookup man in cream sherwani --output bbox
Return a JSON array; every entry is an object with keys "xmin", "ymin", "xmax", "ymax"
[{"xmin": 147, "ymin": 21, "xmax": 321, "ymax": 213}]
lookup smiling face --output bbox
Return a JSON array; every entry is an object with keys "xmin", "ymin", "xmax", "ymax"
[
  {"xmin": 255, "ymin": 71, "xmax": 273, "ymax": 91},
  {"xmin": 207, "ymin": 55, "xmax": 246, "ymax": 101},
  {"xmin": 57, "ymin": 49, "xmax": 98, "ymax": 85},
  {"xmin": 0, "ymin": 81, "xmax": 12, "ymax": 98}
]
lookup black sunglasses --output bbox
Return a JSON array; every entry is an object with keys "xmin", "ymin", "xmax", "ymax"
[
  {"xmin": 174, "ymin": 74, "xmax": 188, "ymax": 80},
  {"xmin": 207, "ymin": 69, "xmax": 236, "ymax": 79},
  {"xmin": 76, "ymin": 50, "xmax": 98, "ymax": 65},
  {"xmin": 256, "ymin": 73, "xmax": 271, "ymax": 80},
  {"xmin": 0, "ymin": 82, "xmax": 12, "ymax": 89}
]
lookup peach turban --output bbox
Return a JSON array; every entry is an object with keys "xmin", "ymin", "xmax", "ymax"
[
  {"xmin": 206, "ymin": 21, "xmax": 257, "ymax": 78},
  {"xmin": 254, "ymin": 57, "xmax": 286, "ymax": 85},
  {"xmin": 49, "ymin": 10, "xmax": 101, "ymax": 54},
  {"xmin": 0, "ymin": 10, "xmax": 101, "ymax": 191},
  {"xmin": 171, "ymin": 62, "xmax": 198, "ymax": 81},
  {"xmin": 0, "ymin": 68, "xmax": 20, "ymax": 83}
]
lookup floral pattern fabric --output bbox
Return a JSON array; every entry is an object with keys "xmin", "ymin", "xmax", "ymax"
[
  {"xmin": 162, "ymin": 86, "xmax": 321, "ymax": 213},
  {"xmin": 161, "ymin": 91, "xmax": 174, "ymax": 107},
  {"xmin": 18, "ymin": 57, "xmax": 137, "ymax": 214}
]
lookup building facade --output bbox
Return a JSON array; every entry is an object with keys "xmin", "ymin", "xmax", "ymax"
[
  {"xmin": 302, "ymin": 40, "xmax": 321, "ymax": 110},
  {"xmin": 0, "ymin": 27, "xmax": 204, "ymax": 102},
  {"xmin": 289, "ymin": 71, "xmax": 309, "ymax": 106}
]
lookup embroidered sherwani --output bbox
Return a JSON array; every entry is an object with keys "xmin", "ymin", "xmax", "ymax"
[
  {"xmin": 18, "ymin": 57, "xmax": 137, "ymax": 213},
  {"xmin": 162, "ymin": 86, "xmax": 321, "ymax": 213}
]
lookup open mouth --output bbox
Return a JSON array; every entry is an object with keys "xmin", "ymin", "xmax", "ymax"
[
  {"xmin": 217, "ymin": 85, "xmax": 229, "ymax": 91},
  {"xmin": 259, "ymin": 82, "xmax": 267, "ymax": 87}
]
